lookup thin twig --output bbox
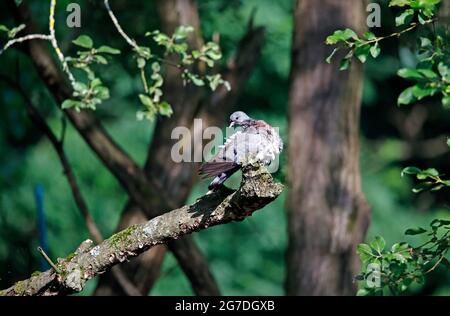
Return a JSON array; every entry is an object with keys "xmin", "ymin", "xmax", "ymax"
[
  {"xmin": 0, "ymin": 1, "xmax": 76, "ymax": 86},
  {"xmin": 140, "ymin": 67, "xmax": 149, "ymax": 93},
  {"xmin": 0, "ymin": 34, "xmax": 51, "ymax": 55},
  {"xmin": 424, "ymin": 254, "xmax": 445, "ymax": 274},
  {"xmin": 104, "ymin": 0, "xmax": 139, "ymax": 50},
  {"xmin": 48, "ymin": 0, "xmax": 75, "ymax": 85},
  {"xmin": 37, "ymin": 247, "xmax": 60, "ymax": 273},
  {"xmin": 362, "ymin": 19, "xmax": 435, "ymax": 45}
]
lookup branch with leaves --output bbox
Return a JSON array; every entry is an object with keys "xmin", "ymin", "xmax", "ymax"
[
  {"xmin": 0, "ymin": 165, "xmax": 283, "ymax": 296},
  {"xmin": 1, "ymin": 0, "xmax": 229, "ymax": 120},
  {"xmin": 326, "ymin": 0, "xmax": 448, "ymax": 108},
  {"xmin": 357, "ymin": 219, "xmax": 450, "ymax": 296}
]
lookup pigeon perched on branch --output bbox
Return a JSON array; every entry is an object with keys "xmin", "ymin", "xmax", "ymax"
[{"xmin": 200, "ymin": 111, "xmax": 283, "ymax": 191}]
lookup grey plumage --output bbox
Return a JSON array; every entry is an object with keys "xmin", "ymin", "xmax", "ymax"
[{"xmin": 200, "ymin": 111, "xmax": 283, "ymax": 190}]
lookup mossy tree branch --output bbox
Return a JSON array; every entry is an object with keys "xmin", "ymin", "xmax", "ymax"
[{"xmin": 0, "ymin": 166, "xmax": 283, "ymax": 296}]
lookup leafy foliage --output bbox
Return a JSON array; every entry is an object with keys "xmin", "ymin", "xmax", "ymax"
[
  {"xmin": 401, "ymin": 166, "xmax": 450, "ymax": 192},
  {"xmin": 326, "ymin": 0, "xmax": 448, "ymax": 108},
  {"xmin": 357, "ymin": 219, "xmax": 450, "ymax": 295},
  {"xmin": 0, "ymin": 8, "xmax": 229, "ymax": 121},
  {"xmin": 63, "ymin": 35, "xmax": 119, "ymax": 111},
  {"xmin": 132, "ymin": 25, "xmax": 230, "ymax": 120},
  {"xmin": 64, "ymin": 27, "xmax": 229, "ymax": 118},
  {"xmin": 0, "ymin": 23, "xmax": 26, "ymax": 39}
]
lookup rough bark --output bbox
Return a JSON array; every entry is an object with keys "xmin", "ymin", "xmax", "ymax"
[
  {"xmin": 95, "ymin": 0, "xmax": 265, "ymax": 295},
  {"xmin": 0, "ymin": 165, "xmax": 283, "ymax": 296},
  {"xmin": 286, "ymin": 0, "xmax": 371, "ymax": 295}
]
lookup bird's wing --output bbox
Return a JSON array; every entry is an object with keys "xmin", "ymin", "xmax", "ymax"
[{"xmin": 199, "ymin": 131, "xmax": 263, "ymax": 177}]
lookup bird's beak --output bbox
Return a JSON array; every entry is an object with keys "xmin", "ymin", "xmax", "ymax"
[{"xmin": 229, "ymin": 121, "xmax": 235, "ymax": 128}]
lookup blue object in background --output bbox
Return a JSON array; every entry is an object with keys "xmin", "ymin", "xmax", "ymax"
[{"xmin": 34, "ymin": 184, "xmax": 50, "ymax": 270}]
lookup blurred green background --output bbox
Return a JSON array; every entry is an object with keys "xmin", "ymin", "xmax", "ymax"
[{"xmin": 0, "ymin": 0, "xmax": 449, "ymax": 295}]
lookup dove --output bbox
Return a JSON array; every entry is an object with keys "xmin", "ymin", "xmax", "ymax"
[{"xmin": 199, "ymin": 111, "xmax": 283, "ymax": 191}]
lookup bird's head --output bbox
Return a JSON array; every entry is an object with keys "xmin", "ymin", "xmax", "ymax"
[{"xmin": 229, "ymin": 111, "xmax": 252, "ymax": 128}]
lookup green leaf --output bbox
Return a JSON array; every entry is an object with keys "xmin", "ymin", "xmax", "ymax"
[
  {"xmin": 137, "ymin": 57, "xmax": 146, "ymax": 69},
  {"xmin": 445, "ymin": 96, "xmax": 450, "ymax": 109},
  {"xmin": 417, "ymin": 69, "xmax": 437, "ymax": 79},
  {"xmin": 412, "ymin": 84, "xmax": 436, "ymax": 100},
  {"xmin": 61, "ymin": 99, "xmax": 84, "ymax": 109},
  {"xmin": 134, "ymin": 46, "xmax": 152, "ymax": 59},
  {"xmin": 401, "ymin": 166, "xmax": 422, "ymax": 176},
  {"xmin": 158, "ymin": 101, "xmax": 173, "ymax": 117},
  {"xmin": 173, "ymin": 25, "xmax": 194, "ymax": 40},
  {"xmin": 370, "ymin": 236, "xmax": 386, "ymax": 253},
  {"xmin": 417, "ymin": 168, "xmax": 439, "ymax": 179},
  {"xmin": 363, "ymin": 32, "xmax": 376, "ymax": 41},
  {"xmin": 420, "ymin": 37, "xmax": 432, "ymax": 48},
  {"xmin": 398, "ymin": 87, "xmax": 416, "ymax": 105},
  {"xmin": 357, "ymin": 244, "xmax": 374, "ymax": 262},
  {"xmin": 391, "ymin": 242, "xmax": 408, "ymax": 252},
  {"xmin": 356, "ymin": 288, "xmax": 370, "ymax": 296},
  {"xmin": 15, "ymin": 0, "xmax": 23, "ymax": 6},
  {"xmin": 93, "ymin": 86, "xmax": 110, "ymax": 100},
  {"xmin": 405, "ymin": 227, "xmax": 427, "ymax": 235},
  {"xmin": 0, "ymin": 25, "xmax": 9, "ymax": 33},
  {"xmin": 326, "ymin": 28, "xmax": 358, "ymax": 45},
  {"xmin": 370, "ymin": 43, "xmax": 381, "ymax": 58},
  {"xmin": 73, "ymin": 81, "xmax": 88, "ymax": 92},
  {"xmin": 355, "ymin": 44, "xmax": 370, "ymax": 63},
  {"xmin": 438, "ymin": 62, "xmax": 449, "ymax": 78},
  {"xmin": 395, "ymin": 9, "xmax": 414, "ymax": 26},
  {"xmin": 339, "ymin": 58, "xmax": 351, "ymax": 71},
  {"xmin": 151, "ymin": 62, "xmax": 161, "ymax": 73},
  {"xmin": 73, "ymin": 35, "xmax": 93, "ymax": 49},
  {"xmin": 8, "ymin": 24, "xmax": 25, "ymax": 38},
  {"xmin": 418, "ymin": 13, "xmax": 427, "ymax": 24},
  {"xmin": 398, "ymin": 68, "xmax": 423, "ymax": 80},
  {"xmin": 204, "ymin": 42, "xmax": 222, "ymax": 60},
  {"xmin": 186, "ymin": 72, "xmax": 205, "ymax": 86},
  {"xmin": 139, "ymin": 94, "xmax": 153, "ymax": 108},
  {"xmin": 97, "ymin": 45, "xmax": 120, "ymax": 54},
  {"xmin": 90, "ymin": 78, "xmax": 102, "ymax": 88},
  {"xmin": 94, "ymin": 55, "xmax": 108, "ymax": 65},
  {"xmin": 389, "ymin": 0, "xmax": 411, "ymax": 7}
]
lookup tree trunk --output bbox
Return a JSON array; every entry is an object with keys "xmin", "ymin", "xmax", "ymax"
[{"xmin": 286, "ymin": 0, "xmax": 371, "ymax": 296}]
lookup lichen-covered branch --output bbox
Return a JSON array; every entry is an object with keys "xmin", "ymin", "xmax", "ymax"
[
  {"xmin": 0, "ymin": 165, "xmax": 283, "ymax": 296},
  {"xmin": 0, "ymin": 74, "xmax": 142, "ymax": 296}
]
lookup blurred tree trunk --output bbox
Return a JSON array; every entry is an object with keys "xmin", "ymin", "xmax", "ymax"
[{"xmin": 286, "ymin": 0, "xmax": 371, "ymax": 295}]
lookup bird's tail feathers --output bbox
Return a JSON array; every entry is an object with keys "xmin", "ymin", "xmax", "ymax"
[{"xmin": 199, "ymin": 161, "xmax": 238, "ymax": 178}]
